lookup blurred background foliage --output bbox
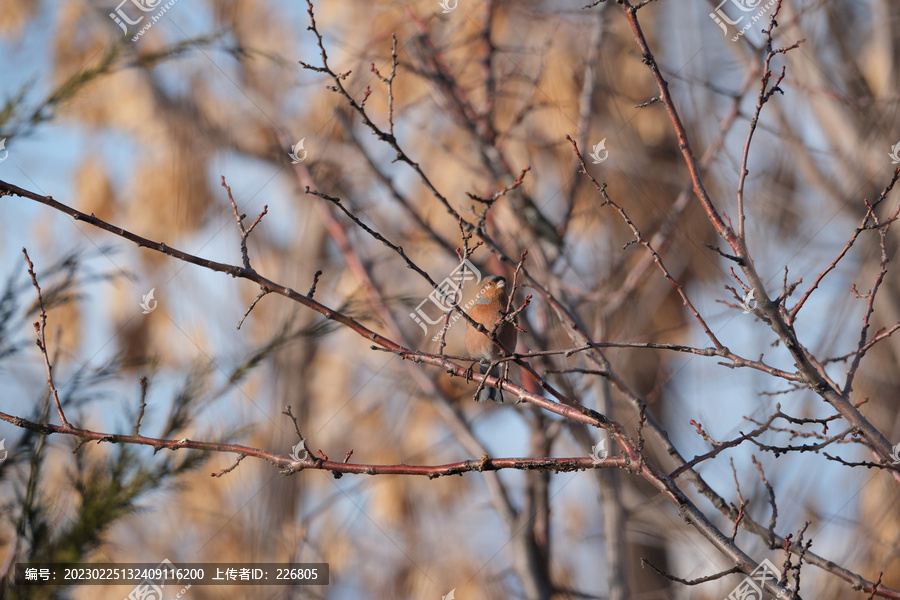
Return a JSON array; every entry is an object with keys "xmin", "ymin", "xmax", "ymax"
[{"xmin": 0, "ymin": 0, "xmax": 899, "ymax": 598}]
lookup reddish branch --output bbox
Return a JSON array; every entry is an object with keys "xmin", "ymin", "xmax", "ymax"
[{"xmin": 0, "ymin": 408, "xmax": 623, "ymax": 478}]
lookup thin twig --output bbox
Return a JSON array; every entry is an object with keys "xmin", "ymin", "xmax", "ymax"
[
  {"xmin": 22, "ymin": 248, "xmax": 69, "ymax": 426},
  {"xmin": 640, "ymin": 559, "xmax": 742, "ymax": 585},
  {"xmin": 134, "ymin": 376, "xmax": 149, "ymax": 436},
  {"xmin": 211, "ymin": 454, "xmax": 246, "ymax": 478},
  {"xmin": 221, "ymin": 175, "xmax": 267, "ymax": 271},
  {"xmin": 237, "ymin": 289, "xmax": 268, "ymax": 330}
]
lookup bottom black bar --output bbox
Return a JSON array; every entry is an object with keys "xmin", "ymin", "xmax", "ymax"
[{"xmin": 15, "ymin": 562, "xmax": 329, "ymax": 586}]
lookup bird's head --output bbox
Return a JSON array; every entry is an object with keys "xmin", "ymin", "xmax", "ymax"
[{"xmin": 476, "ymin": 276, "xmax": 507, "ymax": 304}]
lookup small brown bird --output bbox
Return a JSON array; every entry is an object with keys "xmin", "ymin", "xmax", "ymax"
[{"xmin": 465, "ymin": 276, "xmax": 518, "ymax": 402}]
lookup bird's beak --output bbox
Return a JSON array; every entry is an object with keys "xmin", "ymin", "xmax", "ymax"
[{"xmin": 496, "ymin": 279, "xmax": 505, "ymax": 288}]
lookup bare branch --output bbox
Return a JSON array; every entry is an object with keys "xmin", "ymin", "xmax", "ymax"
[
  {"xmin": 22, "ymin": 248, "xmax": 69, "ymax": 427},
  {"xmin": 221, "ymin": 175, "xmax": 267, "ymax": 271}
]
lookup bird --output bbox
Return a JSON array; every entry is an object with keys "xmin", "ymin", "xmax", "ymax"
[{"xmin": 465, "ymin": 275, "xmax": 518, "ymax": 402}]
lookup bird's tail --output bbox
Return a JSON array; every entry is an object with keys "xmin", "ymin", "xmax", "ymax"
[{"xmin": 476, "ymin": 362, "xmax": 504, "ymax": 403}]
